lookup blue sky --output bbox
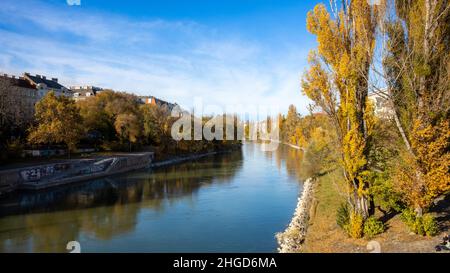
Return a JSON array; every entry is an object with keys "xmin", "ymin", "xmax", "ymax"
[{"xmin": 0, "ymin": 0, "xmax": 324, "ymax": 114}]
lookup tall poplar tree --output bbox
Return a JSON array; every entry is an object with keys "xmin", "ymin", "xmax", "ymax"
[
  {"xmin": 302, "ymin": 0, "xmax": 380, "ymax": 224},
  {"xmin": 382, "ymin": 0, "xmax": 450, "ymax": 214}
]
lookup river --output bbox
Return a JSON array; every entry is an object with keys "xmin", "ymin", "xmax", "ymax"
[{"xmin": 0, "ymin": 143, "xmax": 305, "ymax": 253}]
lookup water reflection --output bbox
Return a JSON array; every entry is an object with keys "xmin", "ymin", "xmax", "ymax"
[
  {"xmin": 263, "ymin": 144, "xmax": 306, "ymax": 181},
  {"xmin": 0, "ymin": 150, "xmax": 244, "ymax": 217},
  {"xmin": 0, "ymin": 144, "xmax": 304, "ymax": 253},
  {"xmin": 0, "ymin": 151, "xmax": 243, "ymax": 252}
]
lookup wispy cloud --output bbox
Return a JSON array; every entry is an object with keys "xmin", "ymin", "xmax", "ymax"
[{"xmin": 0, "ymin": 0, "xmax": 312, "ymax": 115}]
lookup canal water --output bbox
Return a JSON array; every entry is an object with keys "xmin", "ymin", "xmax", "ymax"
[{"xmin": 0, "ymin": 143, "xmax": 305, "ymax": 253}]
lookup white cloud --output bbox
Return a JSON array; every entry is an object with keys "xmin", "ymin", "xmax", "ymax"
[{"xmin": 0, "ymin": 0, "xmax": 313, "ymax": 116}]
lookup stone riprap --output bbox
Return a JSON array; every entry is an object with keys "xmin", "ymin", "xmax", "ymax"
[{"xmin": 276, "ymin": 177, "xmax": 315, "ymax": 253}]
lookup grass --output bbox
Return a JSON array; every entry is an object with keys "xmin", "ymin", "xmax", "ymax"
[
  {"xmin": 302, "ymin": 169, "xmax": 447, "ymax": 253},
  {"xmin": 302, "ymin": 169, "xmax": 368, "ymax": 252},
  {"xmin": 312, "ymin": 170, "xmax": 346, "ymax": 223}
]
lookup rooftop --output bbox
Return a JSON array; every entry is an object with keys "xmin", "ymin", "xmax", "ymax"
[
  {"xmin": 0, "ymin": 74, "xmax": 37, "ymax": 89},
  {"xmin": 70, "ymin": 85, "xmax": 103, "ymax": 91},
  {"xmin": 24, "ymin": 73, "xmax": 67, "ymax": 90}
]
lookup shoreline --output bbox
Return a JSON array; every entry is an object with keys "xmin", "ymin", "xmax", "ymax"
[
  {"xmin": 257, "ymin": 139, "xmax": 304, "ymax": 151},
  {"xmin": 276, "ymin": 177, "xmax": 315, "ymax": 253},
  {"xmin": 151, "ymin": 144, "xmax": 242, "ymax": 168},
  {"xmin": 150, "ymin": 151, "xmax": 219, "ymax": 168}
]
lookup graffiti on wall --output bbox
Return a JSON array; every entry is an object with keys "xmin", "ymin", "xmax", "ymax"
[
  {"xmin": 21, "ymin": 163, "xmax": 74, "ymax": 182},
  {"xmin": 20, "ymin": 165, "xmax": 59, "ymax": 182},
  {"xmin": 19, "ymin": 154, "xmax": 151, "ymax": 183}
]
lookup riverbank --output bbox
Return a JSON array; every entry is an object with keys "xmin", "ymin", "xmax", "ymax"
[
  {"xmin": 301, "ymin": 170, "xmax": 450, "ymax": 253},
  {"xmin": 258, "ymin": 139, "xmax": 304, "ymax": 151},
  {"xmin": 276, "ymin": 177, "xmax": 315, "ymax": 253},
  {"xmin": 0, "ymin": 153, "xmax": 153, "ymax": 195},
  {"xmin": 151, "ymin": 152, "xmax": 218, "ymax": 168},
  {"xmin": 151, "ymin": 144, "xmax": 242, "ymax": 168}
]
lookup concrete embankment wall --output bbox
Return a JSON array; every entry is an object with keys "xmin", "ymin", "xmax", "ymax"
[
  {"xmin": 276, "ymin": 177, "xmax": 315, "ymax": 253},
  {"xmin": 0, "ymin": 171, "xmax": 21, "ymax": 196},
  {"xmin": 0, "ymin": 153, "xmax": 153, "ymax": 195}
]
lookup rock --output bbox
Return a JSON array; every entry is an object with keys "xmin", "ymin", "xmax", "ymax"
[{"xmin": 276, "ymin": 178, "xmax": 315, "ymax": 253}]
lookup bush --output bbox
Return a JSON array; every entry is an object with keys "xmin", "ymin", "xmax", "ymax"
[
  {"xmin": 401, "ymin": 209, "xmax": 439, "ymax": 236},
  {"xmin": 363, "ymin": 217, "xmax": 385, "ymax": 238},
  {"xmin": 400, "ymin": 208, "xmax": 416, "ymax": 226},
  {"xmin": 369, "ymin": 172, "xmax": 404, "ymax": 213},
  {"xmin": 422, "ymin": 214, "xmax": 438, "ymax": 236},
  {"xmin": 337, "ymin": 203, "xmax": 387, "ymax": 239},
  {"xmin": 336, "ymin": 202, "xmax": 350, "ymax": 229},
  {"xmin": 347, "ymin": 212, "xmax": 364, "ymax": 239},
  {"xmin": 336, "ymin": 204, "xmax": 365, "ymax": 239},
  {"xmin": 401, "ymin": 208, "xmax": 423, "ymax": 235}
]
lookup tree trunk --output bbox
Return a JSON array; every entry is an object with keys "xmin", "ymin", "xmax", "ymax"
[
  {"xmin": 415, "ymin": 206, "xmax": 423, "ymax": 217},
  {"xmin": 369, "ymin": 196, "xmax": 375, "ymax": 216},
  {"xmin": 392, "ymin": 105, "xmax": 413, "ymax": 154},
  {"xmin": 417, "ymin": 0, "xmax": 433, "ymax": 122},
  {"xmin": 353, "ymin": 191, "xmax": 370, "ymax": 220},
  {"xmin": 358, "ymin": 195, "xmax": 370, "ymax": 220}
]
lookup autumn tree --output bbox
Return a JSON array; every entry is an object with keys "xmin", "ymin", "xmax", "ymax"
[
  {"xmin": 78, "ymin": 90, "xmax": 143, "ymax": 147},
  {"xmin": 140, "ymin": 103, "xmax": 174, "ymax": 153},
  {"xmin": 302, "ymin": 0, "xmax": 380, "ymax": 224},
  {"xmin": 77, "ymin": 93, "xmax": 114, "ymax": 141},
  {"xmin": 244, "ymin": 120, "xmax": 251, "ymax": 140},
  {"xmin": 283, "ymin": 105, "xmax": 300, "ymax": 143},
  {"xmin": 28, "ymin": 91, "xmax": 83, "ymax": 157},
  {"xmin": 114, "ymin": 113, "xmax": 142, "ymax": 152},
  {"xmin": 378, "ymin": 0, "xmax": 450, "ymax": 214}
]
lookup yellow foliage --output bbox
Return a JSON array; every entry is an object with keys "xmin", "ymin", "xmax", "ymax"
[
  {"xmin": 303, "ymin": 1, "xmax": 379, "ymax": 218},
  {"xmin": 342, "ymin": 127, "xmax": 367, "ymax": 184},
  {"xmin": 347, "ymin": 211, "xmax": 364, "ymax": 239},
  {"xmin": 395, "ymin": 119, "xmax": 450, "ymax": 210},
  {"xmin": 28, "ymin": 91, "xmax": 83, "ymax": 151}
]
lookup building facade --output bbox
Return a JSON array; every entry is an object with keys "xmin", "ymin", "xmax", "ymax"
[
  {"xmin": 368, "ymin": 92, "xmax": 394, "ymax": 119},
  {"xmin": 0, "ymin": 74, "xmax": 39, "ymax": 127},
  {"xmin": 23, "ymin": 72, "xmax": 71, "ymax": 98},
  {"xmin": 70, "ymin": 86, "xmax": 104, "ymax": 102},
  {"xmin": 138, "ymin": 95, "xmax": 177, "ymax": 110}
]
